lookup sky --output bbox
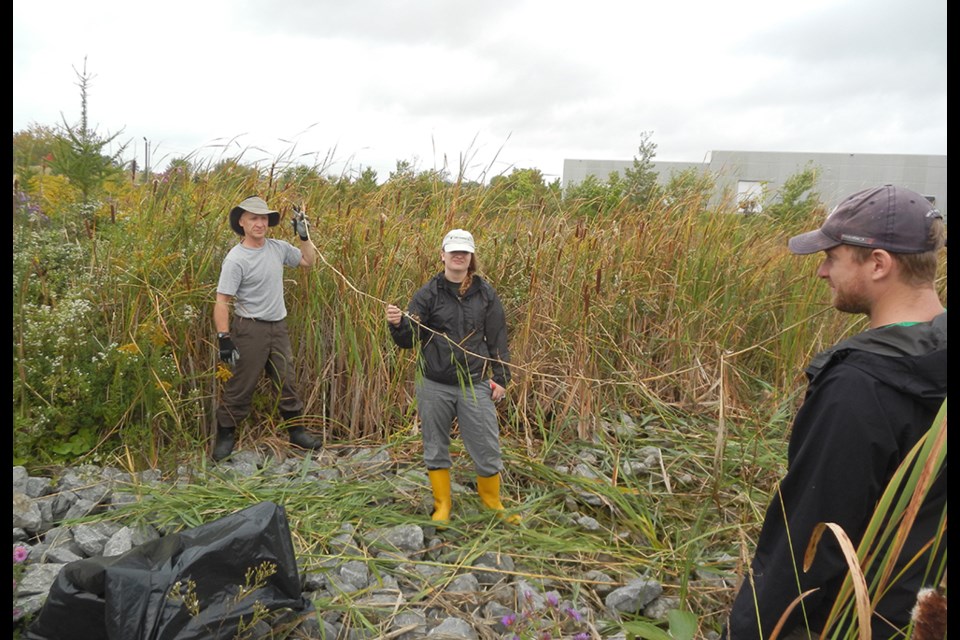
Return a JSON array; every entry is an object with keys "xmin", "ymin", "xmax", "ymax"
[{"xmin": 13, "ymin": 0, "xmax": 947, "ymax": 185}]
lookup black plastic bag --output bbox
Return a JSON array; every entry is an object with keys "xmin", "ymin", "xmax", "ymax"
[{"xmin": 26, "ymin": 501, "xmax": 315, "ymax": 640}]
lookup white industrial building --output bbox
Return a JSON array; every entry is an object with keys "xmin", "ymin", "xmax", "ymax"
[{"xmin": 562, "ymin": 150, "xmax": 947, "ymax": 215}]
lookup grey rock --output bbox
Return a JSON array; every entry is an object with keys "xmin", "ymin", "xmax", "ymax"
[
  {"xmin": 339, "ymin": 448, "xmax": 393, "ymax": 478},
  {"xmin": 428, "ymin": 617, "xmax": 479, "ymax": 639},
  {"xmin": 109, "ymin": 491, "xmax": 142, "ymax": 508},
  {"xmin": 638, "ymin": 446, "xmax": 661, "ymax": 463},
  {"xmin": 13, "ymin": 491, "xmax": 42, "ymax": 532},
  {"xmin": 319, "ymin": 619, "xmax": 340, "ymax": 639},
  {"xmin": 51, "ymin": 490, "xmax": 79, "ymax": 522},
  {"xmin": 411, "ymin": 562, "xmax": 444, "ymax": 579},
  {"xmin": 584, "ymin": 569, "xmax": 617, "ymax": 596},
  {"xmin": 57, "ymin": 465, "xmax": 101, "ymax": 491},
  {"xmin": 73, "ymin": 520, "xmax": 123, "ymax": 556},
  {"xmin": 484, "ymin": 582, "xmax": 517, "ymax": 608},
  {"xmin": 73, "ymin": 480, "xmax": 112, "ymax": 506},
  {"xmin": 572, "ymin": 462, "xmax": 604, "ymax": 481},
  {"xmin": 130, "ymin": 523, "xmax": 161, "ymax": 547},
  {"xmin": 63, "ymin": 497, "xmax": 102, "ymax": 521},
  {"xmin": 221, "ymin": 456, "xmax": 260, "ymax": 477},
  {"xmin": 391, "ymin": 610, "xmax": 427, "ymax": 640},
  {"xmin": 513, "ymin": 579, "xmax": 548, "ymax": 611},
  {"xmin": 302, "ymin": 569, "xmax": 328, "ymax": 592},
  {"xmin": 42, "ymin": 526, "xmax": 83, "ymax": 555},
  {"xmin": 136, "ymin": 468, "xmax": 164, "ymax": 484},
  {"xmin": 35, "ymin": 495, "xmax": 58, "ymax": 531},
  {"xmin": 14, "ymin": 593, "xmax": 48, "ymax": 621},
  {"xmin": 354, "ymin": 589, "xmax": 407, "ymax": 623},
  {"xmin": 644, "ymin": 595, "xmax": 681, "ymax": 621},
  {"xmin": 605, "ymin": 577, "xmax": 663, "ymax": 616},
  {"xmin": 364, "ymin": 523, "xmax": 424, "ymax": 556},
  {"xmin": 623, "ymin": 459, "xmax": 652, "ymax": 475},
  {"xmin": 372, "ymin": 573, "xmax": 400, "ymax": 591},
  {"xmin": 339, "ymin": 559, "xmax": 370, "ymax": 589},
  {"xmin": 26, "ymin": 475, "xmax": 54, "ymax": 499},
  {"xmin": 17, "ymin": 563, "xmax": 66, "ymax": 597},
  {"xmin": 102, "ymin": 526, "xmax": 135, "ymax": 556},
  {"xmin": 472, "ymin": 550, "xmax": 515, "ymax": 586},
  {"xmin": 326, "ymin": 571, "xmax": 361, "ymax": 595},
  {"xmin": 447, "ymin": 572, "xmax": 480, "ymax": 593},
  {"xmin": 39, "ymin": 545, "xmax": 84, "ymax": 564},
  {"xmin": 13, "ymin": 466, "xmax": 29, "ymax": 494}
]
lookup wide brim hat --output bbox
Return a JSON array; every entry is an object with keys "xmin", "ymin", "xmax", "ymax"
[{"xmin": 229, "ymin": 196, "xmax": 280, "ymax": 236}]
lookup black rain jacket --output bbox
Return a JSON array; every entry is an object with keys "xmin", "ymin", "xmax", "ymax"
[
  {"xmin": 389, "ymin": 273, "xmax": 511, "ymax": 388},
  {"xmin": 724, "ymin": 312, "xmax": 947, "ymax": 639}
]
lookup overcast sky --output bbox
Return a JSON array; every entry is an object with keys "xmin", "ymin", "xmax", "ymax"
[{"xmin": 13, "ymin": 0, "xmax": 947, "ymax": 184}]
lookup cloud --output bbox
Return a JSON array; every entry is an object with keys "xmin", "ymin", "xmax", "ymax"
[{"xmin": 13, "ymin": 0, "xmax": 946, "ymax": 183}]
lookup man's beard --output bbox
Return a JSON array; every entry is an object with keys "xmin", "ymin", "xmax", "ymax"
[{"xmin": 832, "ymin": 283, "xmax": 870, "ymax": 315}]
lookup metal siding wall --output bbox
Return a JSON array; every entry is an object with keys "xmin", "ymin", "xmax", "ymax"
[{"xmin": 564, "ymin": 151, "xmax": 947, "ymax": 215}]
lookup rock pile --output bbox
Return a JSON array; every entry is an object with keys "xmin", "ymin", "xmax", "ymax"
[{"xmin": 13, "ymin": 437, "xmax": 722, "ymax": 639}]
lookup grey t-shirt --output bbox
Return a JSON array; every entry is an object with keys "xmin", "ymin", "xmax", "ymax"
[{"xmin": 217, "ymin": 239, "xmax": 302, "ymax": 321}]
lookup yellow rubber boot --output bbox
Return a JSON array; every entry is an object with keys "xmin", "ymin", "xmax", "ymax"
[
  {"xmin": 428, "ymin": 469, "xmax": 452, "ymax": 523},
  {"xmin": 476, "ymin": 473, "xmax": 521, "ymax": 524}
]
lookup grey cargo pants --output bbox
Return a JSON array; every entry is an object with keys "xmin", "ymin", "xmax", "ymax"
[{"xmin": 417, "ymin": 377, "xmax": 503, "ymax": 477}]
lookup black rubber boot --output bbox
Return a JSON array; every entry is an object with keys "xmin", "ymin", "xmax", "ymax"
[
  {"xmin": 281, "ymin": 410, "xmax": 322, "ymax": 450},
  {"xmin": 288, "ymin": 426, "xmax": 322, "ymax": 450},
  {"xmin": 212, "ymin": 427, "xmax": 235, "ymax": 461}
]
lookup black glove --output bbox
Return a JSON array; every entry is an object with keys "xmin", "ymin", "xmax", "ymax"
[
  {"xmin": 291, "ymin": 206, "xmax": 309, "ymax": 241},
  {"xmin": 218, "ymin": 333, "xmax": 239, "ymax": 366}
]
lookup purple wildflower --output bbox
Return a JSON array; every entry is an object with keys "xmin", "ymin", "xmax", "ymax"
[
  {"xmin": 574, "ymin": 634, "xmax": 591, "ymax": 640},
  {"xmin": 565, "ymin": 607, "xmax": 583, "ymax": 622},
  {"xmin": 13, "ymin": 546, "xmax": 29, "ymax": 563},
  {"xmin": 501, "ymin": 613, "xmax": 516, "ymax": 627},
  {"xmin": 546, "ymin": 592, "xmax": 559, "ymax": 608}
]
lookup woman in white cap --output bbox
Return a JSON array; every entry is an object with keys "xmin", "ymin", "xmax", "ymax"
[{"xmin": 386, "ymin": 229, "xmax": 520, "ymax": 524}]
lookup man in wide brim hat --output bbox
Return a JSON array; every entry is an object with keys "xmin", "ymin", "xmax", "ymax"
[
  {"xmin": 229, "ymin": 196, "xmax": 280, "ymax": 236},
  {"xmin": 213, "ymin": 194, "xmax": 323, "ymax": 462}
]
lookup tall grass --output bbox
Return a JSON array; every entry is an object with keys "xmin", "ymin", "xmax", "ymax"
[{"xmin": 12, "ymin": 154, "xmax": 877, "ymax": 468}]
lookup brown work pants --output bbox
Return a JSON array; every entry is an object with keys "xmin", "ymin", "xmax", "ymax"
[{"xmin": 215, "ymin": 316, "xmax": 304, "ymax": 427}]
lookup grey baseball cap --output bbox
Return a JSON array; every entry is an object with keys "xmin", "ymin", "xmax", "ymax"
[
  {"xmin": 788, "ymin": 184, "xmax": 943, "ymax": 255},
  {"xmin": 229, "ymin": 196, "xmax": 280, "ymax": 236}
]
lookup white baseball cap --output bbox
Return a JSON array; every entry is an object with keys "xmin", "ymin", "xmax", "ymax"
[{"xmin": 442, "ymin": 229, "xmax": 475, "ymax": 253}]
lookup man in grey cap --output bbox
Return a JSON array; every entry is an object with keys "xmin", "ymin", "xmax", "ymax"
[
  {"xmin": 212, "ymin": 195, "xmax": 322, "ymax": 460},
  {"xmin": 723, "ymin": 185, "xmax": 946, "ymax": 639}
]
